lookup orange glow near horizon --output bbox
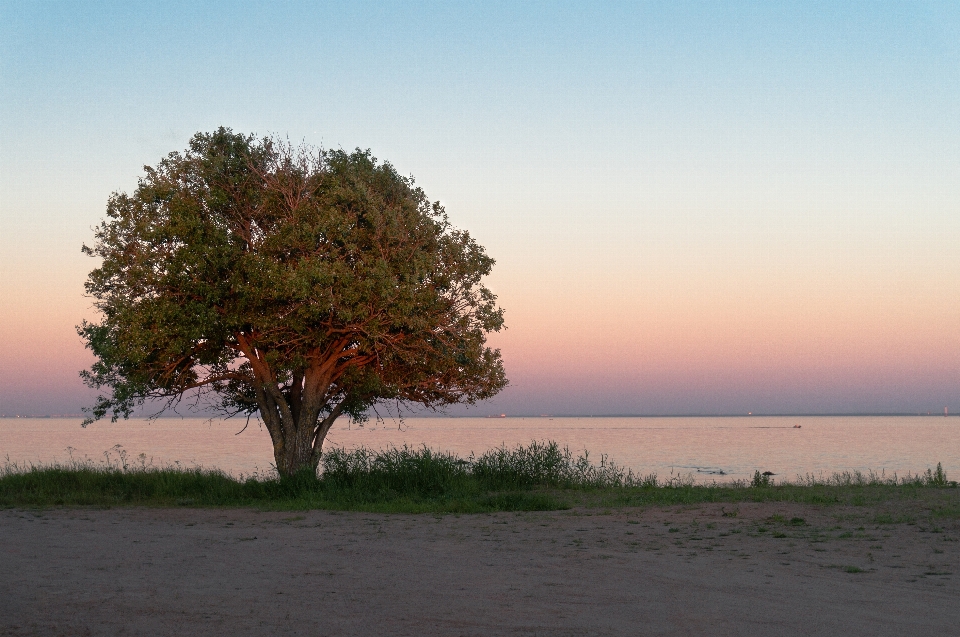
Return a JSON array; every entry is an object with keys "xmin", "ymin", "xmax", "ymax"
[{"xmin": 3, "ymin": 242, "xmax": 959, "ymax": 416}]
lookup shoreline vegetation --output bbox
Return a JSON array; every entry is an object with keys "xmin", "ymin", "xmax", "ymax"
[{"xmin": 2, "ymin": 441, "xmax": 957, "ymax": 513}]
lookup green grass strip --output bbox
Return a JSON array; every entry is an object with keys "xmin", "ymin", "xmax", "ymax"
[{"xmin": 1, "ymin": 442, "xmax": 956, "ymax": 513}]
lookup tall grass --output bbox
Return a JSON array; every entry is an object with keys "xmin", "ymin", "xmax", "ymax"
[
  {"xmin": 786, "ymin": 463, "xmax": 952, "ymax": 488},
  {"xmin": 1, "ymin": 442, "xmax": 955, "ymax": 512},
  {"xmin": 322, "ymin": 440, "xmax": 647, "ymax": 492}
]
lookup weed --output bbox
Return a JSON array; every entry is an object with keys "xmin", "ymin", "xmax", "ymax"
[
  {"xmin": 751, "ymin": 471, "xmax": 772, "ymax": 488},
  {"xmin": 925, "ymin": 463, "xmax": 949, "ymax": 487}
]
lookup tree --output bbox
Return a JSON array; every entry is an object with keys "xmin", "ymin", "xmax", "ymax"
[{"xmin": 79, "ymin": 128, "xmax": 506, "ymax": 476}]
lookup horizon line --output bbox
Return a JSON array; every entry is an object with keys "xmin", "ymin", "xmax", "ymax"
[
  {"xmin": 446, "ymin": 412, "xmax": 959, "ymax": 418},
  {"xmin": 4, "ymin": 411, "xmax": 956, "ymax": 420}
]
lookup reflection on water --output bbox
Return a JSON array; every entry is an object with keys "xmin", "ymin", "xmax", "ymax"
[{"xmin": 1, "ymin": 415, "xmax": 958, "ymax": 482}]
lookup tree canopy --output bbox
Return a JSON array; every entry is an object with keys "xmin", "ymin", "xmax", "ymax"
[{"xmin": 79, "ymin": 128, "xmax": 506, "ymax": 476}]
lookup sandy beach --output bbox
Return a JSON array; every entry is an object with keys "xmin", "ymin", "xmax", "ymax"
[{"xmin": 2, "ymin": 502, "xmax": 958, "ymax": 636}]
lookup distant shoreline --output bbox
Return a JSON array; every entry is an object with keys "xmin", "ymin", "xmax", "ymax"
[{"xmin": 2, "ymin": 412, "xmax": 957, "ymax": 419}]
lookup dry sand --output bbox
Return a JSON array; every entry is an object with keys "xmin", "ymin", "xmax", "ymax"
[{"xmin": 2, "ymin": 502, "xmax": 958, "ymax": 636}]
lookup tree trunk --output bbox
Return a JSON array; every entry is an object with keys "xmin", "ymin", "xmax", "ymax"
[
  {"xmin": 267, "ymin": 406, "xmax": 320, "ymax": 478},
  {"xmin": 238, "ymin": 342, "xmax": 348, "ymax": 478},
  {"xmin": 277, "ymin": 431, "xmax": 316, "ymax": 477},
  {"xmin": 255, "ymin": 378, "xmax": 342, "ymax": 478}
]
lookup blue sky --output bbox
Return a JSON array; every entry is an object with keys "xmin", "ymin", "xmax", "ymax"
[{"xmin": 2, "ymin": 1, "xmax": 960, "ymax": 415}]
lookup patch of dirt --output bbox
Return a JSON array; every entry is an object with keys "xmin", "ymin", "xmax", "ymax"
[{"xmin": 2, "ymin": 502, "xmax": 958, "ymax": 636}]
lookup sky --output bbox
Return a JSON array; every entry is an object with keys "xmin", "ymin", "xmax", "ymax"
[{"xmin": 2, "ymin": 1, "xmax": 959, "ymax": 416}]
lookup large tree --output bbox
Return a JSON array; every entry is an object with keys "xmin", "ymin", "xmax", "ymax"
[{"xmin": 79, "ymin": 128, "xmax": 506, "ymax": 476}]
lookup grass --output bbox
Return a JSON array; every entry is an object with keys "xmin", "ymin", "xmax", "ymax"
[{"xmin": 1, "ymin": 442, "xmax": 957, "ymax": 513}]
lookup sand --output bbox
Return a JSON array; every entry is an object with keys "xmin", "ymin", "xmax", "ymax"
[{"xmin": 2, "ymin": 502, "xmax": 958, "ymax": 636}]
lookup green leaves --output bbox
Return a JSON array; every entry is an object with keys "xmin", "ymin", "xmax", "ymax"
[{"xmin": 80, "ymin": 128, "xmax": 506, "ymax": 472}]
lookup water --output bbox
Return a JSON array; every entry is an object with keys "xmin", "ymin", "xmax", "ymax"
[{"xmin": 1, "ymin": 415, "xmax": 957, "ymax": 482}]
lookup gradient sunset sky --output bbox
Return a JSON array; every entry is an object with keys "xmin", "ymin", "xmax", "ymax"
[{"xmin": 2, "ymin": 1, "xmax": 959, "ymax": 416}]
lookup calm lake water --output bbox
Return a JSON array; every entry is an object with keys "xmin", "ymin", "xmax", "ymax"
[{"xmin": 1, "ymin": 416, "xmax": 958, "ymax": 483}]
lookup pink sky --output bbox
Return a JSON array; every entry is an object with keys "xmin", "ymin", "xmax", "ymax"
[{"xmin": 3, "ymin": 3, "xmax": 960, "ymax": 416}]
